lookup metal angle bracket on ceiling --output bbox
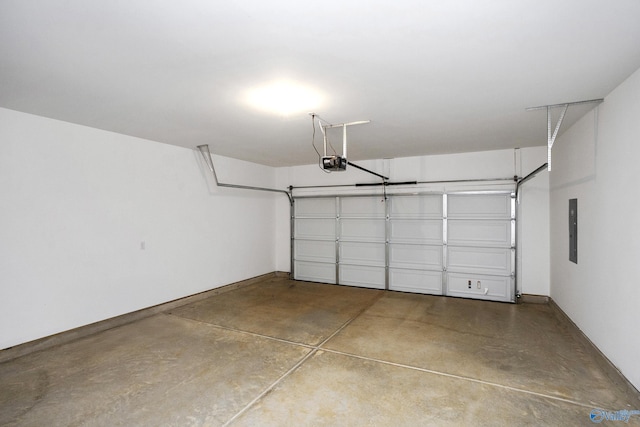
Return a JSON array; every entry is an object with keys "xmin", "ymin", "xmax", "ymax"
[
  {"xmin": 321, "ymin": 119, "xmax": 371, "ymax": 162},
  {"xmin": 526, "ymin": 98, "xmax": 603, "ymax": 171}
]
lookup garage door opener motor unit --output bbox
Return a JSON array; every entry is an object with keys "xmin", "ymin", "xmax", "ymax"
[{"xmin": 311, "ymin": 113, "xmax": 370, "ymax": 172}]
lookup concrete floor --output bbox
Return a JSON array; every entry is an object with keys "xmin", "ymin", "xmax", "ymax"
[{"xmin": 1, "ymin": 276, "xmax": 639, "ymax": 426}]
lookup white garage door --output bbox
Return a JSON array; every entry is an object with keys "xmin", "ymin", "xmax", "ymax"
[{"xmin": 292, "ymin": 192, "xmax": 515, "ymax": 302}]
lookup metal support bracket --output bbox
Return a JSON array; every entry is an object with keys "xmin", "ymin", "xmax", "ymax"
[
  {"xmin": 321, "ymin": 120, "xmax": 371, "ymax": 160},
  {"xmin": 546, "ymin": 104, "xmax": 568, "ymax": 171},
  {"xmin": 311, "ymin": 113, "xmax": 387, "ymax": 179},
  {"xmin": 526, "ymin": 98, "xmax": 603, "ymax": 171}
]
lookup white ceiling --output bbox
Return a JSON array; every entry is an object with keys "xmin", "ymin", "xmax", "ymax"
[{"xmin": 2, "ymin": 1, "xmax": 640, "ymax": 167}]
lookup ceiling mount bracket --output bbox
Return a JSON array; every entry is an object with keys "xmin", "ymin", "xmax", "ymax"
[
  {"xmin": 526, "ymin": 98, "xmax": 603, "ymax": 171},
  {"xmin": 321, "ymin": 119, "xmax": 371, "ymax": 161},
  {"xmin": 310, "ymin": 113, "xmax": 384, "ymax": 177}
]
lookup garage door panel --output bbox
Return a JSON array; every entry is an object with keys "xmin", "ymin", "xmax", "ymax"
[
  {"xmin": 447, "ymin": 247, "xmax": 512, "ymax": 276},
  {"xmin": 340, "ymin": 196, "xmax": 385, "ymax": 218},
  {"xmin": 295, "ymin": 218, "xmax": 335, "ymax": 240},
  {"xmin": 448, "ymin": 194, "xmax": 511, "ymax": 219},
  {"xmin": 340, "ymin": 241, "xmax": 385, "ymax": 267},
  {"xmin": 389, "ymin": 269, "xmax": 442, "ymax": 294},
  {"xmin": 294, "ymin": 240, "xmax": 335, "ymax": 263},
  {"xmin": 390, "ymin": 195, "xmax": 442, "ymax": 218},
  {"xmin": 389, "ymin": 244, "xmax": 442, "ymax": 270},
  {"xmin": 294, "ymin": 261, "xmax": 336, "ymax": 284},
  {"xmin": 448, "ymin": 219, "xmax": 511, "ymax": 247},
  {"xmin": 339, "ymin": 265, "xmax": 385, "ymax": 289},
  {"xmin": 295, "ymin": 198, "xmax": 335, "ymax": 217},
  {"xmin": 389, "ymin": 219, "xmax": 442, "ymax": 244},
  {"xmin": 447, "ymin": 273, "xmax": 511, "ymax": 302},
  {"xmin": 340, "ymin": 218, "xmax": 386, "ymax": 242}
]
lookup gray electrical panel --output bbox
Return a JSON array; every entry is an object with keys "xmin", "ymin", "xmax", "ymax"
[{"xmin": 569, "ymin": 199, "xmax": 578, "ymax": 264}]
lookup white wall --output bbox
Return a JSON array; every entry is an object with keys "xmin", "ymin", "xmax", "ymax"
[
  {"xmin": 0, "ymin": 108, "xmax": 277, "ymax": 349},
  {"xmin": 550, "ymin": 66, "xmax": 640, "ymax": 390},
  {"xmin": 275, "ymin": 146, "xmax": 550, "ymax": 297}
]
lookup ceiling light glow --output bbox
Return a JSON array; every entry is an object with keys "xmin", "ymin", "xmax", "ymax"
[{"xmin": 244, "ymin": 80, "xmax": 324, "ymax": 116}]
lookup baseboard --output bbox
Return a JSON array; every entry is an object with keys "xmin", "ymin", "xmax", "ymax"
[
  {"xmin": 0, "ymin": 272, "xmax": 279, "ymax": 363},
  {"xmin": 275, "ymin": 271, "xmax": 291, "ymax": 278},
  {"xmin": 548, "ymin": 298, "xmax": 640, "ymax": 397},
  {"xmin": 519, "ymin": 294, "xmax": 550, "ymax": 304}
]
